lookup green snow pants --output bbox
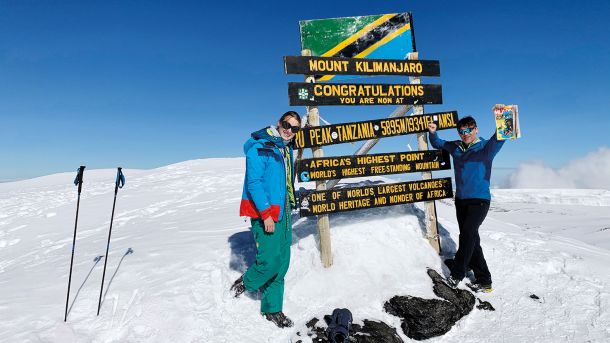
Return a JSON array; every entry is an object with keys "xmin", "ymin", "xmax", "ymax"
[{"xmin": 243, "ymin": 210, "xmax": 292, "ymax": 313}]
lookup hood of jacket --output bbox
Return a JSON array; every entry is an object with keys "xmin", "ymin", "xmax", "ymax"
[{"xmin": 243, "ymin": 126, "xmax": 287, "ymax": 154}]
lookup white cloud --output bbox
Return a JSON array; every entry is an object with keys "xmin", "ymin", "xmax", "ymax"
[{"xmin": 506, "ymin": 146, "xmax": 610, "ymax": 190}]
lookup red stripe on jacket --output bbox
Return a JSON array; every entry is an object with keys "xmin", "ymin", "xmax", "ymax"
[{"xmin": 240, "ymin": 199, "xmax": 280, "ymax": 222}]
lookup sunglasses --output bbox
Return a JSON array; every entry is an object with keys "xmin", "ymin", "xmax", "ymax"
[
  {"xmin": 458, "ymin": 126, "xmax": 476, "ymax": 135},
  {"xmin": 281, "ymin": 121, "xmax": 300, "ymax": 133}
]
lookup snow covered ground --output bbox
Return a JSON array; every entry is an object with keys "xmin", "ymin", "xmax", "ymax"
[{"xmin": 1, "ymin": 158, "xmax": 609, "ymax": 342}]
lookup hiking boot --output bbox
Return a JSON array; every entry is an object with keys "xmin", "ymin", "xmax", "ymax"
[
  {"xmin": 467, "ymin": 281, "xmax": 493, "ymax": 293},
  {"xmin": 263, "ymin": 311, "xmax": 294, "ymax": 328},
  {"xmin": 230, "ymin": 275, "xmax": 246, "ymax": 298},
  {"xmin": 446, "ymin": 275, "xmax": 460, "ymax": 288}
]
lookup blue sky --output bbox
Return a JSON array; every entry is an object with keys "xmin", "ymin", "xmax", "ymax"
[{"xmin": 1, "ymin": 0, "xmax": 609, "ymax": 181}]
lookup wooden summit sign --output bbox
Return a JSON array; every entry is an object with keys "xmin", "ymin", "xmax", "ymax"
[
  {"xmin": 300, "ymin": 13, "xmax": 416, "ymax": 81},
  {"xmin": 288, "ymin": 82, "xmax": 442, "ymax": 106},
  {"xmin": 299, "ymin": 177, "xmax": 453, "ymax": 216},
  {"xmin": 284, "ymin": 56, "xmax": 440, "ymax": 77},
  {"xmin": 297, "ymin": 150, "xmax": 450, "ymax": 182},
  {"xmin": 293, "ymin": 111, "xmax": 458, "ymax": 149}
]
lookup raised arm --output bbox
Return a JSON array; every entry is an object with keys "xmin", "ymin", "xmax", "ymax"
[
  {"xmin": 483, "ymin": 131, "xmax": 506, "ymax": 159},
  {"xmin": 427, "ymin": 122, "xmax": 450, "ymax": 151}
]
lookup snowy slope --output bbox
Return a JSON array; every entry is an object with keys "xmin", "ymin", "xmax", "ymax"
[{"xmin": 1, "ymin": 158, "xmax": 609, "ymax": 342}]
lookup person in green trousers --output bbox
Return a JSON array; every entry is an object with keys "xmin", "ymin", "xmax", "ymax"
[{"xmin": 231, "ymin": 111, "xmax": 301, "ymax": 328}]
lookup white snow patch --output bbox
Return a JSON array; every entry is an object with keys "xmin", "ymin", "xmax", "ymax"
[{"xmin": 0, "ymin": 158, "xmax": 609, "ymax": 342}]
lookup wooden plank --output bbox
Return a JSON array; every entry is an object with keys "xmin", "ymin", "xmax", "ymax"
[
  {"xmin": 299, "ymin": 177, "xmax": 453, "ymax": 217},
  {"xmin": 408, "ymin": 51, "xmax": 441, "ymax": 254},
  {"xmin": 289, "ymin": 82, "xmax": 442, "ymax": 106},
  {"xmin": 302, "ymin": 49, "xmax": 333, "ymax": 268},
  {"xmin": 284, "ymin": 56, "xmax": 440, "ymax": 77},
  {"xmin": 297, "ymin": 150, "xmax": 450, "ymax": 182},
  {"xmin": 293, "ymin": 111, "xmax": 458, "ymax": 149}
]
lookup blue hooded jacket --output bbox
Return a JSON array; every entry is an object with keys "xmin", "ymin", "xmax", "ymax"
[
  {"xmin": 429, "ymin": 131, "xmax": 504, "ymax": 200},
  {"xmin": 239, "ymin": 127, "xmax": 295, "ymax": 222}
]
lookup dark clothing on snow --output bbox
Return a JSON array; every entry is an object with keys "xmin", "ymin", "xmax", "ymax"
[
  {"xmin": 429, "ymin": 130, "xmax": 505, "ymax": 284},
  {"xmin": 453, "ymin": 198, "xmax": 491, "ymax": 283}
]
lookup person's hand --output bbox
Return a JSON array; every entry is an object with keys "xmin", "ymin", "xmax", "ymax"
[
  {"xmin": 263, "ymin": 216, "xmax": 275, "ymax": 233},
  {"xmin": 428, "ymin": 122, "xmax": 437, "ymax": 133}
]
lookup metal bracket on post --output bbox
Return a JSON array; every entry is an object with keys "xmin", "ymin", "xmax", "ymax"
[
  {"xmin": 408, "ymin": 51, "xmax": 441, "ymax": 254},
  {"xmin": 302, "ymin": 49, "xmax": 333, "ymax": 267},
  {"xmin": 325, "ymin": 103, "xmax": 414, "ymax": 190}
]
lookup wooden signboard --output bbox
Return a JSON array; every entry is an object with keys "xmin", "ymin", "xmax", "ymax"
[
  {"xmin": 284, "ymin": 56, "xmax": 440, "ymax": 77},
  {"xmin": 299, "ymin": 177, "xmax": 453, "ymax": 216},
  {"xmin": 293, "ymin": 111, "xmax": 458, "ymax": 149},
  {"xmin": 297, "ymin": 150, "xmax": 450, "ymax": 182},
  {"xmin": 288, "ymin": 82, "xmax": 442, "ymax": 106},
  {"xmin": 299, "ymin": 13, "xmax": 416, "ymax": 81}
]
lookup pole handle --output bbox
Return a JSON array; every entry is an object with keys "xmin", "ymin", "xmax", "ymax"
[
  {"xmin": 115, "ymin": 167, "xmax": 125, "ymax": 193},
  {"xmin": 74, "ymin": 166, "xmax": 86, "ymax": 194}
]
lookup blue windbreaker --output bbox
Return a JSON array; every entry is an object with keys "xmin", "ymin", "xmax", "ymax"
[
  {"xmin": 239, "ymin": 127, "xmax": 295, "ymax": 222},
  {"xmin": 429, "ymin": 132, "xmax": 505, "ymax": 200}
]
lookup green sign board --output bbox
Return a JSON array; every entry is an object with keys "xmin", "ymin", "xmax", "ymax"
[{"xmin": 300, "ymin": 13, "xmax": 416, "ymax": 81}]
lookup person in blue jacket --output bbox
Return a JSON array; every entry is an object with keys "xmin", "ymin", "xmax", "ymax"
[
  {"xmin": 428, "ymin": 116, "xmax": 505, "ymax": 292},
  {"xmin": 230, "ymin": 111, "xmax": 301, "ymax": 328}
]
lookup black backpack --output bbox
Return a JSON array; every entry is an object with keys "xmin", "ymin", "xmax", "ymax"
[{"xmin": 325, "ymin": 308, "xmax": 353, "ymax": 343}]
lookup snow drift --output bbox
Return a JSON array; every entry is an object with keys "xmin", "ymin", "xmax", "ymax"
[{"xmin": 1, "ymin": 158, "xmax": 609, "ymax": 342}]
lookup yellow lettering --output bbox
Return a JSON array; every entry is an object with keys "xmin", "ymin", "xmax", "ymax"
[
  {"xmin": 313, "ymin": 85, "xmax": 322, "ymax": 96},
  {"xmin": 310, "ymin": 193, "xmax": 326, "ymax": 202},
  {"xmin": 374, "ymin": 196, "xmax": 387, "ymax": 205},
  {"xmin": 309, "ymin": 59, "xmax": 318, "ymax": 72},
  {"xmin": 312, "ymin": 202, "xmax": 335, "ymax": 214}
]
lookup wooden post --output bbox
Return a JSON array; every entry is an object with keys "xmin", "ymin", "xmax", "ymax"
[
  {"xmin": 302, "ymin": 49, "xmax": 333, "ymax": 267},
  {"xmin": 408, "ymin": 52, "xmax": 441, "ymax": 254},
  {"xmin": 294, "ymin": 115, "xmax": 308, "ymax": 175}
]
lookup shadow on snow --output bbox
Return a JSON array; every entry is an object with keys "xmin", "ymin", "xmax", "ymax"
[{"xmin": 227, "ymin": 200, "xmax": 457, "ymax": 274}]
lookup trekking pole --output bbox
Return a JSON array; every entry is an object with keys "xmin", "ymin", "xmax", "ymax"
[
  {"xmin": 65, "ymin": 165, "xmax": 85, "ymax": 322},
  {"xmin": 97, "ymin": 167, "xmax": 125, "ymax": 315}
]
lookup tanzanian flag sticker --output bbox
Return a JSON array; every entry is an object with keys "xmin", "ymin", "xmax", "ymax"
[{"xmin": 299, "ymin": 13, "xmax": 416, "ymax": 81}]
